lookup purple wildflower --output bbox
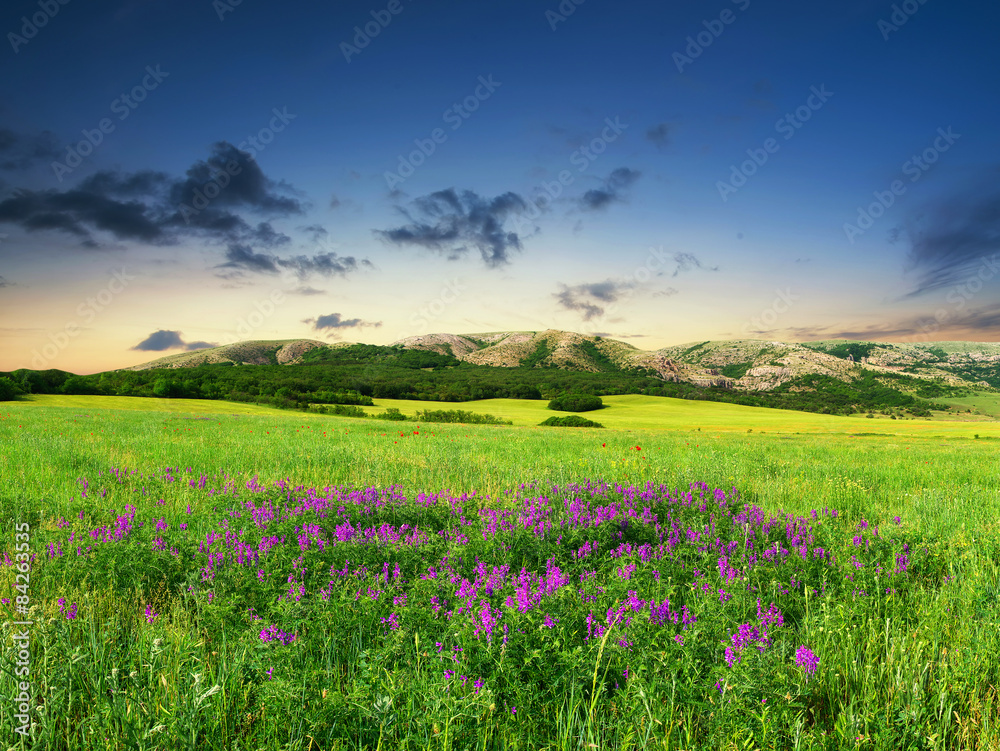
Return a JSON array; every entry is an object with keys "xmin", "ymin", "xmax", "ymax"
[{"xmin": 795, "ymin": 646, "xmax": 819, "ymax": 679}]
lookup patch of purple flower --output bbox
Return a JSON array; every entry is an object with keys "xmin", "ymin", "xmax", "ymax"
[{"xmin": 795, "ymin": 646, "xmax": 819, "ymax": 679}]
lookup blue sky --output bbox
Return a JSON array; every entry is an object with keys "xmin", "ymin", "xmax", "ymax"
[{"xmin": 1, "ymin": 0, "xmax": 998, "ymax": 372}]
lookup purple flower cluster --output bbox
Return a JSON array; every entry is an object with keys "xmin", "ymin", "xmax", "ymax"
[
  {"xmin": 796, "ymin": 645, "xmax": 819, "ymax": 678},
  {"xmin": 259, "ymin": 624, "xmax": 296, "ymax": 644}
]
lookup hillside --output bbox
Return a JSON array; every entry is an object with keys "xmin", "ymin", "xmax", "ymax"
[
  {"xmin": 124, "ymin": 331, "xmax": 1000, "ymax": 394},
  {"xmin": 395, "ymin": 331, "xmax": 1000, "ymax": 392},
  {"xmin": 393, "ymin": 330, "xmax": 727, "ymax": 385},
  {"xmin": 128, "ymin": 340, "xmax": 337, "ymax": 370}
]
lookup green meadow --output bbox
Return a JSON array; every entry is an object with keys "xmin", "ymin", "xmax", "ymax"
[{"xmin": 1, "ymin": 394, "xmax": 999, "ymax": 749}]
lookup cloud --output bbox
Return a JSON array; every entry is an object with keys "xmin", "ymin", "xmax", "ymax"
[
  {"xmin": 0, "ymin": 185, "xmax": 164, "ymax": 243},
  {"xmin": 215, "ymin": 245, "xmax": 369, "ymax": 279},
  {"xmin": 329, "ymin": 194, "xmax": 341, "ymax": 209},
  {"xmin": 217, "ymin": 243, "xmax": 280, "ymax": 274},
  {"xmin": 555, "ymin": 279, "xmax": 635, "ymax": 320},
  {"xmin": 168, "ymin": 142, "xmax": 303, "ymax": 218},
  {"xmin": 304, "ymin": 312, "xmax": 382, "ymax": 331},
  {"xmin": 375, "ymin": 188, "xmax": 530, "ymax": 267},
  {"xmin": 555, "ymin": 253, "xmax": 712, "ymax": 322},
  {"xmin": 0, "ymin": 275, "xmax": 13, "ymax": 288},
  {"xmin": 645, "ymin": 123, "xmax": 673, "ymax": 149},
  {"xmin": 670, "ymin": 251, "xmax": 717, "ymax": 276},
  {"xmin": 748, "ymin": 304, "xmax": 1000, "ymax": 341},
  {"xmin": 579, "ymin": 167, "xmax": 641, "ymax": 211},
  {"xmin": 278, "ymin": 252, "xmax": 370, "ymax": 279},
  {"xmin": 131, "ymin": 329, "xmax": 219, "ymax": 351},
  {"xmin": 0, "ymin": 128, "xmax": 61, "ymax": 171},
  {"xmin": 288, "ymin": 285, "xmax": 326, "ymax": 296},
  {"xmin": 592, "ymin": 331, "xmax": 647, "ymax": 339},
  {"xmin": 250, "ymin": 221, "xmax": 292, "ymax": 248},
  {"xmin": 0, "ymin": 142, "xmax": 371, "ymax": 280},
  {"xmin": 898, "ymin": 178, "xmax": 1000, "ymax": 296},
  {"xmin": 131, "ymin": 330, "xmax": 186, "ymax": 351},
  {"xmin": 299, "ymin": 224, "xmax": 328, "ymax": 242}
]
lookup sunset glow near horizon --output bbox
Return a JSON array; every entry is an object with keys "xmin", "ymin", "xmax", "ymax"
[{"xmin": 1, "ymin": 0, "xmax": 999, "ymax": 374}]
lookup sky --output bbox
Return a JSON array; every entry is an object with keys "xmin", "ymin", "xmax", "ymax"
[{"xmin": 0, "ymin": 0, "xmax": 999, "ymax": 373}]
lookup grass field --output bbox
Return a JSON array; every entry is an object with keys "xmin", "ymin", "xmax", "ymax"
[
  {"xmin": 2, "ymin": 395, "xmax": 999, "ymax": 749},
  {"xmin": 366, "ymin": 394, "xmax": 1000, "ymax": 437},
  {"xmin": 932, "ymin": 393, "xmax": 1000, "ymax": 422}
]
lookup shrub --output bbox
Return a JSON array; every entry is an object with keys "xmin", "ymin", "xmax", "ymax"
[
  {"xmin": 539, "ymin": 415, "xmax": 604, "ymax": 428},
  {"xmin": 547, "ymin": 393, "xmax": 603, "ymax": 412},
  {"xmin": 0, "ymin": 377, "xmax": 22, "ymax": 401},
  {"xmin": 328, "ymin": 404, "xmax": 367, "ymax": 417},
  {"xmin": 374, "ymin": 408, "xmax": 409, "ymax": 421},
  {"xmin": 413, "ymin": 409, "xmax": 511, "ymax": 425}
]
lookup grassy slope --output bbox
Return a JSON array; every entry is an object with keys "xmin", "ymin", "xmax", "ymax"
[
  {"xmin": 931, "ymin": 392, "xmax": 1000, "ymax": 420},
  {"xmin": 17, "ymin": 394, "xmax": 292, "ymax": 415},
  {"xmin": 4, "ymin": 395, "xmax": 999, "ymax": 526},
  {"xmin": 26, "ymin": 391, "xmax": 1000, "ymax": 435}
]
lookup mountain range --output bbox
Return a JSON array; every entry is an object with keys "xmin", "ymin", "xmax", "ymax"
[{"xmin": 128, "ymin": 330, "xmax": 1000, "ymax": 392}]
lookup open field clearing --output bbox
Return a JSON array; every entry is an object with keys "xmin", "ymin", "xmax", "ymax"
[
  {"xmin": 2, "ymin": 396, "xmax": 999, "ymax": 750},
  {"xmin": 366, "ymin": 395, "xmax": 1000, "ymax": 438},
  {"xmin": 931, "ymin": 393, "xmax": 1000, "ymax": 422}
]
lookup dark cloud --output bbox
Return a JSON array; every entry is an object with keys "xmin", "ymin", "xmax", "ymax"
[
  {"xmin": 131, "ymin": 330, "xmax": 186, "ymax": 351},
  {"xmin": 250, "ymin": 221, "xmax": 291, "ymax": 248},
  {"xmin": 0, "ymin": 140, "xmax": 304, "ymax": 247},
  {"xmin": 168, "ymin": 142, "xmax": 303, "ymax": 217},
  {"xmin": 304, "ymin": 312, "xmax": 382, "ymax": 331},
  {"xmin": 579, "ymin": 168, "xmax": 642, "ymax": 211},
  {"xmin": 0, "ymin": 142, "xmax": 369, "ymax": 279},
  {"xmin": 645, "ymin": 123, "xmax": 673, "ymax": 149},
  {"xmin": 300, "ymin": 224, "xmax": 328, "ymax": 242},
  {"xmin": 131, "ymin": 330, "xmax": 219, "ymax": 351},
  {"xmin": 376, "ymin": 188, "xmax": 530, "ymax": 267},
  {"xmin": 329, "ymin": 194, "xmax": 341, "ymax": 209},
  {"xmin": 898, "ymin": 178, "xmax": 1000, "ymax": 296},
  {"xmin": 671, "ymin": 251, "xmax": 717, "ymax": 276},
  {"xmin": 0, "ymin": 128, "xmax": 61, "ymax": 171},
  {"xmin": 217, "ymin": 243, "xmax": 280, "ymax": 274},
  {"xmin": 77, "ymin": 169, "xmax": 171, "ymax": 197},
  {"xmin": 216, "ymin": 242, "xmax": 367, "ymax": 280},
  {"xmin": 555, "ymin": 279, "xmax": 635, "ymax": 320},
  {"xmin": 278, "ymin": 252, "xmax": 369, "ymax": 279},
  {"xmin": 0, "ymin": 275, "xmax": 13, "ymax": 288},
  {"xmin": 0, "ymin": 186, "xmax": 163, "ymax": 243}
]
